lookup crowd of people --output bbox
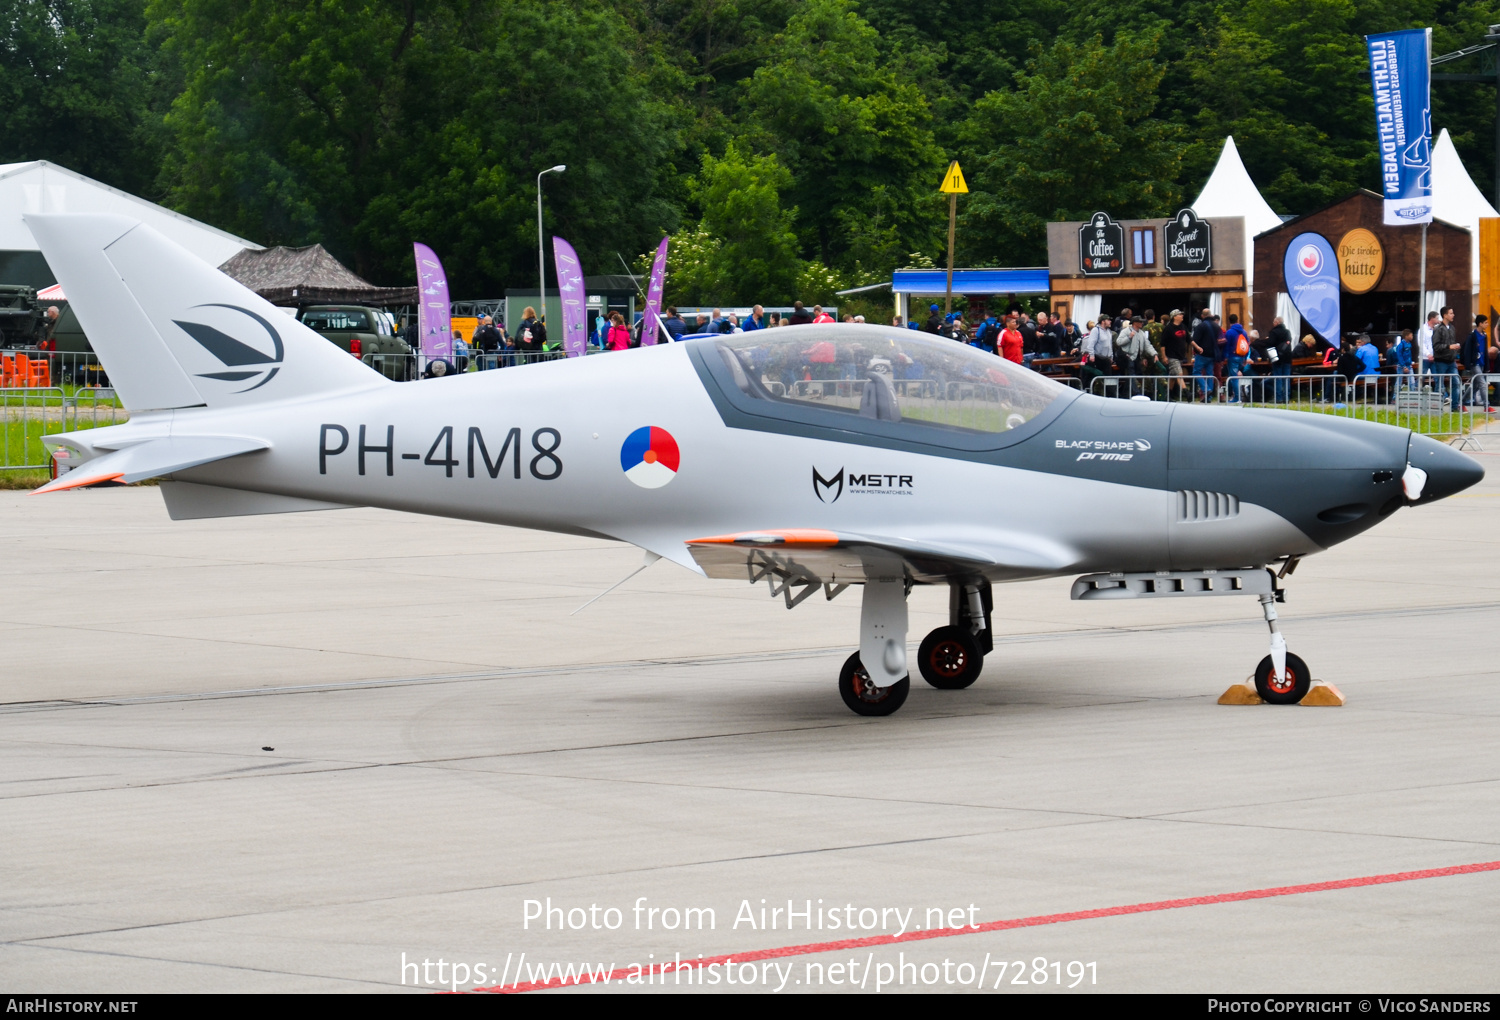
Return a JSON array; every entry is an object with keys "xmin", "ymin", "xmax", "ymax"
[
  {"xmin": 452, "ymin": 297, "xmax": 1500, "ymax": 411},
  {"xmin": 909, "ymin": 300, "xmax": 1498, "ymax": 412},
  {"xmin": 458, "ymin": 300, "xmax": 851, "ymax": 367},
  {"xmin": 463, "ymin": 305, "xmax": 557, "ymax": 369}
]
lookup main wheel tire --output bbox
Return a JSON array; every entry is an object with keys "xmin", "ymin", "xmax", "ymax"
[
  {"xmin": 917, "ymin": 626, "xmax": 984, "ymax": 689},
  {"xmin": 1254, "ymin": 652, "xmax": 1312, "ymax": 704},
  {"xmin": 839, "ymin": 651, "xmax": 910, "ymax": 716}
]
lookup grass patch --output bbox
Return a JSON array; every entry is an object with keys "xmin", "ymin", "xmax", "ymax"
[
  {"xmin": 1, "ymin": 416, "xmax": 127, "ymax": 479},
  {"xmin": 0, "ymin": 470, "xmax": 48, "ymax": 489}
]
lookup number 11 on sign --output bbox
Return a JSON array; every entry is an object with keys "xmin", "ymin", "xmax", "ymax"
[{"xmin": 941, "ymin": 161, "xmax": 968, "ymax": 314}]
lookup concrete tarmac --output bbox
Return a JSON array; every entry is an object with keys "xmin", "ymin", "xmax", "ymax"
[{"xmin": 2, "ymin": 450, "xmax": 1499, "ymax": 993}]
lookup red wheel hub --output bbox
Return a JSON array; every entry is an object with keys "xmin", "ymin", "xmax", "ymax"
[
  {"xmin": 928, "ymin": 640, "xmax": 968, "ymax": 678},
  {"xmin": 1266, "ymin": 668, "xmax": 1296, "ymax": 695},
  {"xmin": 853, "ymin": 668, "xmax": 889, "ymax": 702}
]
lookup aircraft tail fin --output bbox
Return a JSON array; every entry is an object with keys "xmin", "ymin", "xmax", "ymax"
[{"xmin": 24, "ymin": 214, "xmax": 385, "ymax": 412}]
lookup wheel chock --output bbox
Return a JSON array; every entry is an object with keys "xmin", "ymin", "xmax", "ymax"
[
  {"xmin": 1217, "ymin": 679, "xmax": 1263, "ymax": 705},
  {"xmin": 1299, "ymin": 681, "xmax": 1346, "ymax": 707},
  {"xmin": 1216, "ymin": 679, "xmax": 1346, "ymax": 706}
]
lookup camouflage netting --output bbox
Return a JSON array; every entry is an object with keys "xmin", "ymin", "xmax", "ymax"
[{"xmin": 219, "ymin": 245, "xmax": 417, "ymax": 306}]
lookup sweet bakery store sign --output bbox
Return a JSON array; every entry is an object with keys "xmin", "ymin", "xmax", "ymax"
[{"xmin": 1164, "ymin": 209, "xmax": 1212, "ymax": 274}]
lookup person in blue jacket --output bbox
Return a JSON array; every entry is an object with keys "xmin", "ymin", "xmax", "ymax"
[{"xmin": 1462, "ymin": 314, "xmax": 1496, "ymax": 408}]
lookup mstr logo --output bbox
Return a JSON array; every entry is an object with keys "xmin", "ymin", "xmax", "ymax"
[
  {"xmin": 813, "ymin": 466, "xmax": 913, "ymax": 502},
  {"xmin": 173, "ymin": 303, "xmax": 285, "ymax": 392},
  {"xmin": 813, "ymin": 466, "xmax": 844, "ymax": 503}
]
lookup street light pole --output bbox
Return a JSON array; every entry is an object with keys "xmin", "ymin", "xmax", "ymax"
[{"xmin": 536, "ymin": 164, "xmax": 566, "ymax": 323}]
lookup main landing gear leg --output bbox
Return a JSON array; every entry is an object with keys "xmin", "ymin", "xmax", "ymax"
[
  {"xmin": 917, "ymin": 581, "xmax": 991, "ymax": 690},
  {"xmin": 1254, "ymin": 583, "xmax": 1310, "ymax": 704},
  {"xmin": 839, "ymin": 578, "xmax": 910, "ymax": 716}
]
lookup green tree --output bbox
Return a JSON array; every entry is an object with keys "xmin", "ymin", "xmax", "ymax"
[
  {"xmin": 857, "ymin": 0, "xmax": 1072, "ymax": 149},
  {"xmin": 1176, "ymin": 0, "xmax": 1376, "ymax": 213},
  {"xmin": 0, "ymin": 0, "xmax": 166, "ymax": 196},
  {"xmin": 371, "ymin": 1, "xmax": 680, "ymax": 295},
  {"xmin": 740, "ymin": 0, "xmax": 944, "ymax": 272},
  {"xmin": 688, "ymin": 141, "xmax": 801, "ymax": 303},
  {"xmin": 958, "ymin": 33, "xmax": 1181, "ymax": 264},
  {"xmin": 151, "ymin": 0, "xmax": 679, "ymax": 294},
  {"xmin": 646, "ymin": 222, "xmax": 721, "ymax": 308}
]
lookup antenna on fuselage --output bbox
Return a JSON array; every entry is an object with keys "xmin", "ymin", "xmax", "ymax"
[{"xmin": 570, "ymin": 551, "xmax": 662, "ymax": 616}]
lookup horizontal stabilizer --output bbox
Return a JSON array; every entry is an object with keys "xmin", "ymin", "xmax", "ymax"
[
  {"xmin": 158, "ymin": 481, "xmax": 356, "ymax": 520},
  {"xmin": 32, "ymin": 436, "xmax": 269, "ymax": 494}
]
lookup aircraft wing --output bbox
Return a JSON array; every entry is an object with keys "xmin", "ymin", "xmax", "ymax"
[{"xmin": 684, "ymin": 528, "xmax": 1077, "ymax": 585}]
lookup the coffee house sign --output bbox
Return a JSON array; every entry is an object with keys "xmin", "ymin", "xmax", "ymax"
[
  {"xmin": 1164, "ymin": 209, "xmax": 1212, "ymax": 273},
  {"xmin": 1079, "ymin": 212, "xmax": 1124, "ymax": 276}
]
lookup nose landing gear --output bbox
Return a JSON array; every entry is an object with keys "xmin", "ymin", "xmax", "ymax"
[
  {"xmin": 1255, "ymin": 651, "xmax": 1312, "ymax": 704},
  {"xmin": 1072, "ymin": 566, "xmax": 1318, "ymax": 705},
  {"xmin": 1252, "ymin": 585, "xmax": 1311, "ymax": 704}
]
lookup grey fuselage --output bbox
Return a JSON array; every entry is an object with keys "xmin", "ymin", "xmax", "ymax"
[{"xmin": 141, "ymin": 332, "xmax": 1464, "ymax": 584}]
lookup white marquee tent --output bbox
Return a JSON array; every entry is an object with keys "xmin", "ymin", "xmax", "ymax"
[
  {"xmin": 1191, "ymin": 136, "xmax": 1285, "ymax": 295},
  {"xmin": 1431, "ymin": 127, "xmax": 1499, "ymax": 293},
  {"xmin": 0, "ymin": 161, "xmax": 259, "ymax": 284}
]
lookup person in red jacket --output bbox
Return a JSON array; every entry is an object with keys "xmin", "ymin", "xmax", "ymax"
[
  {"xmin": 606, "ymin": 312, "xmax": 632, "ymax": 351},
  {"xmin": 998, "ymin": 314, "xmax": 1024, "ymax": 363}
]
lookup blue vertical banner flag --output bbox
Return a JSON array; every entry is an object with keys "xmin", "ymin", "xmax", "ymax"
[
  {"xmin": 1283, "ymin": 233, "xmax": 1341, "ymax": 342},
  {"xmin": 551, "ymin": 236, "xmax": 588, "ymax": 358},
  {"xmin": 1365, "ymin": 28, "xmax": 1433, "ymax": 225}
]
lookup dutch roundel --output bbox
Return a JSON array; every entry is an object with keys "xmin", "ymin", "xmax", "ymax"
[{"xmin": 620, "ymin": 426, "xmax": 680, "ymax": 488}]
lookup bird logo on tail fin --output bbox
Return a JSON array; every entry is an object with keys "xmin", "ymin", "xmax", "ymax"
[{"xmin": 172, "ymin": 303, "xmax": 285, "ymax": 392}]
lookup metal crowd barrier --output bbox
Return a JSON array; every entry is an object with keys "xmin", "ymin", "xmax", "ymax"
[
  {"xmin": 0, "ymin": 384, "xmax": 128, "ymax": 473},
  {"xmin": 1087, "ymin": 372, "xmax": 1484, "ymax": 440}
]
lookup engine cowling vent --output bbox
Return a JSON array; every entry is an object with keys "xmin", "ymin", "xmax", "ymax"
[{"xmin": 1177, "ymin": 490, "xmax": 1240, "ymax": 522}]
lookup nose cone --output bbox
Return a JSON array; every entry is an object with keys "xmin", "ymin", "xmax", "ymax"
[{"xmin": 1408, "ymin": 434, "xmax": 1484, "ymax": 503}]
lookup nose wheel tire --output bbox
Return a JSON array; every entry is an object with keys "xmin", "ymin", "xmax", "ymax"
[
  {"xmin": 839, "ymin": 652, "xmax": 910, "ymax": 716},
  {"xmin": 1254, "ymin": 652, "xmax": 1311, "ymax": 704},
  {"xmin": 917, "ymin": 626, "xmax": 984, "ymax": 689}
]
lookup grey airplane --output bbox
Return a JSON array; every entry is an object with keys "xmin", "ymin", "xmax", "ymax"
[{"xmin": 29, "ymin": 214, "xmax": 1484, "ymax": 715}]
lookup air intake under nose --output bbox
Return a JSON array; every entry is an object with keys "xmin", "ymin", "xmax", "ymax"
[{"xmin": 1176, "ymin": 490, "xmax": 1240, "ymax": 522}]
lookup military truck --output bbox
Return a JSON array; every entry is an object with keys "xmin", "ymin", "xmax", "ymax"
[
  {"xmin": 297, "ymin": 305, "xmax": 413, "ymax": 380},
  {"xmin": 48, "ymin": 304, "xmax": 109, "ymax": 385},
  {"xmin": 0, "ymin": 285, "xmax": 47, "ymax": 347}
]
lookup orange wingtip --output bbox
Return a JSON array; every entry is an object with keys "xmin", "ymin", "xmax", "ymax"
[
  {"xmin": 686, "ymin": 529, "xmax": 839, "ymax": 547},
  {"xmin": 31, "ymin": 471, "xmax": 124, "ymax": 494}
]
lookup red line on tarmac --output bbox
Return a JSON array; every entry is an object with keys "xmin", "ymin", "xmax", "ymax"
[{"xmin": 478, "ymin": 859, "xmax": 1500, "ymax": 993}]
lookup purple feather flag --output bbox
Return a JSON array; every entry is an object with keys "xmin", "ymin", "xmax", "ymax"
[
  {"xmin": 642, "ymin": 236, "xmax": 669, "ymax": 345},
  {"xmin": 552, "ymin": 237, "xmax": 588, "ymax": 358},
  {"xmin": 413, "ymin": 243, "xmax": 452, "ymax": 369}
]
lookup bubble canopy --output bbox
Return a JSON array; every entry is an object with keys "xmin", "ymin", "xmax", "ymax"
[{"xmin": 694, "ymin": 325, "xmax": 1073, "ymax": 444}]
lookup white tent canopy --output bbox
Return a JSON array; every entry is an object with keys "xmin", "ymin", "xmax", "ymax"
[
  {"xmin": 1431, "ymin": 128, "xmax": 1498, "ymax": 293},
  {"xmin": 1191, "ymin": 136, "xmax": 1284, "ymax": 292},
  {"xmin": 0, "ymin": 161, "xmax": 259, "ymax": 277}
]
